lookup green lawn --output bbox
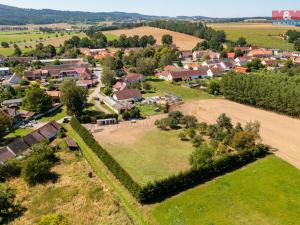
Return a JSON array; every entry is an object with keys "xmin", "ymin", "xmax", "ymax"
[
  {"xmin": 4, "ymin": 127, "xmax": 33, "ymax": 138},
  {"xmin": 137, "ymin": 103, "xmax": 161, "ymax": 117},
  {"xmin": 0, "ymin": 30, "xmax": 86, "ymax": 56},
  {"xmin": 38, "ymin": 107, "xmax": 67, "ymax": 122},
  {"xmin": 210, "ymin": 23, "xmax": 300, "ymax": 51},
  {"xmin": 105, "ymin": 33, "xmax": 119, "ymax": 41},
  {"xmin": 102, "ymin": 129, "xmax": 195, "ymax": 185},
  {"xmin": 146, "ymin": 78, "xmax": 215, "ymax": 101},
  {"xmin": 152, "ymin": 155, "xmax": 300, "ymax": 225}
]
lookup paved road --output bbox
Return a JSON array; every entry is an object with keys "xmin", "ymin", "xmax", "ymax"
[{"xmin": 88, "ymin": 67, "xmax": 111, "ymax": 114}]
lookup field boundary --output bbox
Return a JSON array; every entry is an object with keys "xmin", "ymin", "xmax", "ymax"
[
  {"xmin": 66, "ymin": 124, "xmax": 152, "ymax": 225},
  {"xmin": 70, "ymin": 117, "xmax": 269, "ymax": 204}
]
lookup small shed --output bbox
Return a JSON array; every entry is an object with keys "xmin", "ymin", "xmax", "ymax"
[{"xmin": 65, "ymin": 137, "xmax": 79, "ymax": 150}]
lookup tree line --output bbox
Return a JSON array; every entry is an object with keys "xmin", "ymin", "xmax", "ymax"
[
  {"xmin": 221, "ymin": 72, "xmax": 300, "ymax": 117},
  {"xmin": 286, "ymin": 30, "xmax": 300, "ymax": 51},
  {"xmin": 148, "ymin": 20, "xmax": 226, "ymax": 51}
]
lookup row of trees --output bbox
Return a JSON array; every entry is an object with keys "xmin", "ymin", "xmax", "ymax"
[
  {"xmin": 149, "ymin": 20, "xmax": 226, "ymax": 51},
  {"xmin": 286, "ymin": 30, "xmax": 300, "ymax": 51},
  {"xmin": 221, "ymin": 72, "xmax": 300, "ymax": 117}
]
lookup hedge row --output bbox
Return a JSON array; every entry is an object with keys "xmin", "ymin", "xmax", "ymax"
[
  {"xmin": 70, "ymin": 117, "xmax": 142, "ymax": 198},
  {"xmin": 71, "ymin": 117, "xmax": 269, "ymax": 204}
]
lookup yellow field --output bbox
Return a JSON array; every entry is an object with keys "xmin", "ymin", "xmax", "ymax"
[{"xmin": 105, "ymin": 26, "xmax": 201, "ymax": 50}]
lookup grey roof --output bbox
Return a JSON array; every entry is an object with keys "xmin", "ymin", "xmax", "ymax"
[
  {"xmin": 2, "ymin": 98, "xmax": 23, "ymax": 105},
  {"xmin": 7, "ymin": 138, "xmax": 30, "ymax": 155},
  {"xmin": 0, "ymin": 147, "xmax": 15, "ymax": 164}
]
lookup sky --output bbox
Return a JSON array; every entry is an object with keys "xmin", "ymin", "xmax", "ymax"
[{"xmin": 0, "ymin": 0, "xmax": 300, "ymax": 17}]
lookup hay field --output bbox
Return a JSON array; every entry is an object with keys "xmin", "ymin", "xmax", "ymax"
[
  {"xmin": 105, "ymin": 26, "xmax": 201, "ymax": 50},
  {"xmin": 209, "ymin": 23, "xmax": 300, "ymax": 50},
  {"xmin": 9, "ymin": 150, "xmax": 133, "ymax": 225}
]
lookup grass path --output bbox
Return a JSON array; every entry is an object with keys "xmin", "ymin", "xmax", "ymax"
[{"xmin": 66, "ymin": 125, "xmax": 153, "ymax": 225}]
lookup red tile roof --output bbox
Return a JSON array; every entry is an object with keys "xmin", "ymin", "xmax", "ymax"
[{"xmin": 114, "ymin": 89, "xmax": 142, "ymax": 101}]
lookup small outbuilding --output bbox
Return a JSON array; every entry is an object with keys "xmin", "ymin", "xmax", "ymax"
[{"xmin": 65, "ymin": 137, "xmax": 79, "ymax": 150}]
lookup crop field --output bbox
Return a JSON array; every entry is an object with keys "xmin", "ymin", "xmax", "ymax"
[
  {"xmin": 0, "ymin": 30, "xmax": 86, "ymax": 56},
  {"xmin": 105, "ymin": 26, "xmax": 201, "ymax": 50},
  {"xmin": 8, "ymin": 149, "xmax": 133, "ymax": 225},
  {"xmin": 152, "ymin": 155, "xmax": 300, "ymax": 225},
  {"xmin": 209, "ymin": 23, "xmax": 300, "ymax": 50},
  {"xmin": 90, "ymin": 115, "xmax": 195, "ymax": 185},
  {"xmin": 177, "ymin": 99, "xmax": 300, "ymax": 169}
]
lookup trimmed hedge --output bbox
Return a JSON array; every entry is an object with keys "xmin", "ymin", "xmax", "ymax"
[
  {"xmin": 71, "ymin": 117, "xmax": 269, "ymax": 204},
  {"xmin": 70, "ymin": 117, "xmax": 141, "ymax": 198}
]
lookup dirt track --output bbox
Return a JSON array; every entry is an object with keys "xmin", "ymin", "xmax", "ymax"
[
  {"xmin": 105, "ymin": 26, "xmax": 200, "ymax": 50},
  {"xmin": 177, "ymin": 99, "xmax": 300, "ymax": 169}
]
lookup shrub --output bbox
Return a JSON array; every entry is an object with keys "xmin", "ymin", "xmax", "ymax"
[
  {"xmin": 0, "ymin": 160, "xmax": 22, "ymax": 181},
  {"xmin": 0, "ymin": 184, "xmax": 16, "ymax": 223},
  {"xmin": 192, "ymin": 135, "xmax": 204, "ymax": 147},
  {"xmin": 21, "ymin": 156, "xmax": 53, "ymax": 186},
  {"xmin": 189, "ymin": 143, "xmax": 214, "ymax": 169},
  {"xmin": 39, "ymin": 214, "xmax": 68, "ymax": 225}
]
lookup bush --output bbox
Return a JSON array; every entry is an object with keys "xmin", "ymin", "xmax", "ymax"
[
  {"xmin": 0, "ymin": 160, "xmax": 22, "ymax": 181},
  {"xmin": 0, "ymin": 184, "xmax": 16, "ymax": 223},
  {"xmin": 21, "ymin": 156, "xmax": 53, "ymax": 186},
  {"xmin": 39, "ymin": 214, "xmax": 68, "ymax": 225}
]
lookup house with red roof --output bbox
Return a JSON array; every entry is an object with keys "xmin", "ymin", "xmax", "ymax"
[{"xmin": 113, "ymin": 89, "xmax": 142, "ymax": 102}]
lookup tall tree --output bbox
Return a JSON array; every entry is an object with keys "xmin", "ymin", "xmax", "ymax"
[
  {"xmin": 60, "ymin": 79, "xmax": 87, "ymax": 117},
  {"xmin": 22, "ymin": 87, "xmax": 52, "ymax": 113}
]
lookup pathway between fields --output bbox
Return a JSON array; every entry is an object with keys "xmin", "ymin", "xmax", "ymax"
[{"xmin": 177, "ymin": 99, "xmax": 300, "ymax": 169}]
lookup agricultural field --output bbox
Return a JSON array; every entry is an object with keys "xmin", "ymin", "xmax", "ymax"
[
  {"xmin": 91, "ymin": 115, "xmax": 195, "ymax": 185},
  {"xmin": 145, "ymin": 77, "xmax": 214, "ymax": 101},
  {"xmin": 152, "ymin": 155, "xmax": 300, "ymax": 225},
  {"xmin": 0, "ymin": 30, "xmax": 86, "ymax": 56},
  {"xmin": 209, "ymin": 23, "xmax": 300, "ymax": 50},
  {"xmin": 105, "ymin": 26, "xmax": 201, "ymax": 50},
  {"xmin": 8, "ymin": 149, "xmax": 133, "ymax": 225},
  {"xmin": 177, "ymin": 99, "xmax": 300, "ymax": 169}
]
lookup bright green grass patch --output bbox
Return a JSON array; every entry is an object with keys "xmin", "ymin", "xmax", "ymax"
[
  {"xmin": 210, "ymin": 23, "xmax": 300, "ymax": 51},
  {"xmin": 146, "ymin": 78, "xmax": 214, "ymax": 101},
  {"xmin": 152, "ymin": 155, "xmax": 300, "ymax": 225},
  {"xmin": 5, "ymin": 128, "xmax": 33, "ymax": 138},
  {"xmin": 137, "ymin": 103, "xmax": 161, "ymax": 117},
  {"xmin": 38, "ymin": 107, "xmax": 67, "ymax": 123},
  {"xmin": 102, "ymin": 129, "xmax": 195, "ymax": 185},
  {"xmin": 105, "ymin": 33, "xmax": 119, "ymax": 41}
]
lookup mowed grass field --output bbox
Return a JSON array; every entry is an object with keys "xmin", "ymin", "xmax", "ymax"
[
  {"xmin": 100, "ymin": 128, "xmax": 194, "ymax": 185},
  {"xmin": 152, "ymin": 155, "xmax": 300, "ymax": 225},
  {"xmin": 209, "ymin": 23, "xmax": 300, "ymax": 50},
  {"xmin": 146, "ymin": 77, "xmax": 215, "ymax": 101},
  {"xmin": 105, "ymin": 26, "xmax": 201, "ymax": 50},
  {"xmin": 9, "ymin": 150, "xmax": 133, "ymax": 225},
  {"xmin": 0, "ymin": 30, "xmax": 86, "ymax": 56}
]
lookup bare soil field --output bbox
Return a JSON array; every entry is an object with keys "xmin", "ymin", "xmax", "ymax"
[
  {"xmin": 177, "ymin": 99, "xmax": 300, "ymax": 169},
  {"xmin": 105, "ymin": 26, "xmax": 201, "ymax": 50}
]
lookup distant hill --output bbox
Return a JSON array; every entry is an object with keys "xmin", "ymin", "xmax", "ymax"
[
  {"xmin": 0, "ymin": 4, "xmax": 165, "ymax": 25},
  {"xmin": 0, "ymin": 4, "xmax": 270, "ymax": 25}
]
